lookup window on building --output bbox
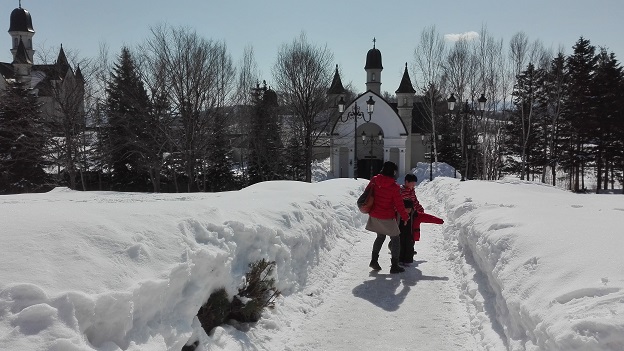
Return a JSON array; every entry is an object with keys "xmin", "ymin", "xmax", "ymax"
[{"xmin": 372, "ymin": 73, "xmax": 376, "ymax": 82}]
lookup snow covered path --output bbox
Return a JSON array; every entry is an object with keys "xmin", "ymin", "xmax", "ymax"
[
  {"xmin": 230, "ymin": 185, "xmax": 494, "ymax": 351},
  {"xmin": 281, "ymin": 227, "xmax": 482, "ymax": 351}
]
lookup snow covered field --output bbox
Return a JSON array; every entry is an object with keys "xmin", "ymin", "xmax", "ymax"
[{"xmin": 1, "ymin": 166, "xmax": 623, "ymax": 350}]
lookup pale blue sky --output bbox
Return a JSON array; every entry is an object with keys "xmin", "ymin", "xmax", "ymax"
[{"xmin": 2, "ymin": 0, "xmax": 623, "ymax": 94}]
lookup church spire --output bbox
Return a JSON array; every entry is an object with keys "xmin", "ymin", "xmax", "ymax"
[
  {"xmin": 395, "ymin": 62, "xmax": 416, "ymax": 94},
  {"xmin": 327, "ymin": 64, "xmax": 345, "ymax": 95}
]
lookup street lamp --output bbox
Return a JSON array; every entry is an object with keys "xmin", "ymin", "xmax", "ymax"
[
  {"xmin": 362, "ymin": 130, "xmax": 384, "ymax": 178},
  {"xmin": 467, "ymin": 144, "xmax": 478, "ymax": 180},
  {"xmin": 421, "ymin": 133, "xmax": 442, "ymax": 181},
  {"xmin": 338, "ymin": 96, "xmax": 375, "ymax": 179},
  {"xmin": 447, "ymin": 93, "xmax": 486, "ymax": 181}
]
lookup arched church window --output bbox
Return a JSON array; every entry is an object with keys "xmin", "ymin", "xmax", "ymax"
[
  {"xmin": 372, "ymin": 73, "xmax": 376, "ymax": 82},
  {"xmin": 13, "ymin": 38, "xmax": 18, "ymax": 48},
  {"xmin": 403, "ymin": 97, "xmax": 407, "ymax": 105}
]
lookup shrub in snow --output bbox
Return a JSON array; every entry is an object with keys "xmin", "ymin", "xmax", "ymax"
[
  {"xmin": 195, "ymin": 259, "xmax": 281, "ymax": 342},
  {"xmin": 197, "ymin": 287, "xmax": 231, "ymax": 335},
  {"xmin": 230, "ymin": 259, "xmax": 281, "ymax": 323}
]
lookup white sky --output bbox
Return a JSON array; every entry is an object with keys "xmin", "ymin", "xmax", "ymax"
[
  {"xmin": 2, "ymin": 1, "xmax": 623, "ymax": 94},
  {"xmin": 1, "ymin": 162, "xmax": 623, "ymax": 350}
]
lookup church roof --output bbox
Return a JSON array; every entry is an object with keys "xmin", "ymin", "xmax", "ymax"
[
  {"xmin": 9, "ymin": 6, "xmax": 34, "ymax": 33},
  {"xmin": 395, "ymin": 63, "xmax": 416, "ymax": 94},
  {"xmin": 327, "ymin": 64, "xmax": 345, "ymax": 95},
  {"xmin": 0, "ymin": 62, "xmax": 15, "ymax": 80},
  {"xmin": 75, "ymin": 65, "xmax": 84, "ymax": 82},
  {"xmin": 55, "ymin": 45, "xmax": 71, "ymax": 77},
  {"xmin": 365, "ymin": 42, "xmax": 383, "ymax": 70}
]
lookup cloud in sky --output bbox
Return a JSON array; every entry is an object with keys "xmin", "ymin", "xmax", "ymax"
[{"xmin": 444, "ymin": 31, "xmax": 480, "ymax": 42}]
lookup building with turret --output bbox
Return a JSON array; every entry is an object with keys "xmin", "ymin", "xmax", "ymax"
[
  {"xmin": 0, "ymin": 3, "xmax": 84, "ymax": 130},
  {"xmin": 328, "ymin": 41, "xmax": 431, "ymax": 179}
]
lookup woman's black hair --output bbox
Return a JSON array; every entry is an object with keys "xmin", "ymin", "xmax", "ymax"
[
  {"xmin": 380, "ymin": 161, "xmax": 398, "ymax": 177},
  {"xmin": 405, "ymin": 173, "xmax": 417, "ymax": 183}
]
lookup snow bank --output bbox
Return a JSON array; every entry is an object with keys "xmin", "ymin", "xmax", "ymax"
[
  {"xmin": 422, "ymin": 177, "xmax": 624, "ymax": 351},
  {"xmin": 0, "ymin": 179, "xmax": 368, "ymax": 350}
]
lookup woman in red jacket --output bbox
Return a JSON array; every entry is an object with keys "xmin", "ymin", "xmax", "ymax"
[{"xmin": 365, "ymin": 161, "xmax": 410, "ymax": 274}]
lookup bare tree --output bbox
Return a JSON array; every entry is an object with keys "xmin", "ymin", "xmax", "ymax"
[
  {"xmin": 142, "ymin": 24, "xmax": 235, "ymax": 192},
  {"xmin": 413, "ymin": 25, "xmax": 446, "ymax": 162},
  {"xmin": 272, "ymin": 32, "xmax": 334, "ymax": 182},
  {"xmin": 509, "ymin": 32, "xmax": 530, "ymax": 79}
]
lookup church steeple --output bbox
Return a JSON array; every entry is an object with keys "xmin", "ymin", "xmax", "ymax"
[
  {"xmin": 9, "ymin": 1, "xmax": 35, "ymax": 62},
  {"xmin": 327, "ymin": 64, "xmax": 346, "ymax": 113},
  {"xmin": 327, "ymin": 64, "xmax": 345, "ymax": 95},
  {"xmin": 395, "ymin": 63, "xmax": 416, "ymax": 95},
  {"xmin": 56, "ymin": 44, "xmax": 71, "ymax": 78},
  {"xmin": 365, "ymin": 38, "xmax": 382, "ymax": 94}
]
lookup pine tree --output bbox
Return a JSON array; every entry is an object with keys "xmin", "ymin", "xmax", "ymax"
[
  {"xmin": 593, "ymin": 49, "xmax": 623, "ymax": 192},
  {"xmin": 0, "ymin": 86, "xmax": 48, "ymax": 194},
  {"xmin": 205, "ymin": 112, "xmax": 237, "ymax": 192},
  {"xmin": 563, "ymin": 37, "xmax": 597, "ymax": 192},
  {"xmin": 247, "ymin": 84, "xmax": 283, "ymax": 184},
  {"xmin": 506, "ymin": 63, "xmax": 547, "ymax": 179},
  {"xmin": 284, "ymin": 136, "xmax": 305, "ymax": 181},
  {"xmin": 104, "ymin": 47, "xmax": 152, "ymax": 191},
  {"xmin": 543, "ymin": 53, "xmax": 567, "ymax": 185}
]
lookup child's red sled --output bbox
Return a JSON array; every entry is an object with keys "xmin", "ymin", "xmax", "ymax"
[{"xmin": 412, "ymin": 213, "xmax": 444, "ymax": 241}]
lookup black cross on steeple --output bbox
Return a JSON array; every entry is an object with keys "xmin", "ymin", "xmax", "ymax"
[
  {"xmin": 19, "ymin": 0, "xmax": 22, "ymax": 8},
  {"xmin": 373, "ymin": 37, "xmax": 376, "ymax": 49}
]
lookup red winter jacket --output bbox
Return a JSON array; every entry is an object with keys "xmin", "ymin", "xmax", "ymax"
[
  {"xmin": 412, "ymin": 212, "xmax": 444, "ymax": 241},
  {"xmin": 367, "ymin": 174, "xmax": 409, "ymax": 222}
]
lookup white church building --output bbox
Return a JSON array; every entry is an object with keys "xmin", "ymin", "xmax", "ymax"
[{"xmin": 327, "ymin": 42, "xmax": 432, "ymax": 179}]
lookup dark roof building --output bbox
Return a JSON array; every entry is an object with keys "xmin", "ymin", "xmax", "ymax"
[{"xmin": 1, "ymin": 3, "xmax": 84, "ymax": 127}]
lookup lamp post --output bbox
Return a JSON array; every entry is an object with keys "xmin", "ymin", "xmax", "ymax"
[
  {"xmin": 338, "ymin": 96, "xmax": 375, "ymax": 179},
  {"xmin": 467, "ymin": 144, "xmax": 478, "ymax": 180},
  {"xmin": 450, "ymin": 141, "xmax": 461, "ymax": 179},
  {"xmin": 362, "ymin": 130, "xmax": 384, "ymax": 178},
  {"xmin": 421, "ymin": 133, "xmax": 442, "ymax": 181},
  {"xmin": 447, "ymin": 93, "xmax": 486, "ymax": 181}
]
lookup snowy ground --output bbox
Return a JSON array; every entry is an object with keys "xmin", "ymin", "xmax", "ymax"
[{"xmin": 1, "ymin": 163, "xmax": 623, "ymax": 351}]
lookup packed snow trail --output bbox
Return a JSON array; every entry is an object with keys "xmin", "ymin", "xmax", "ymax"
[
  {"xmin": 281, "ymin": 227, "xmax": 481, "ymax": 351},
  {"xmin": 233, "ymin": 195, "xmax": 490, "ymax": 351}
]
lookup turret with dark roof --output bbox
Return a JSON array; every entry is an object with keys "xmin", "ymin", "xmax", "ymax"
[
  {"xmin": 12, "ymin": 38, "xmax": 31, "ymax": 65},
  {"xmin": 364, "ymin": 45, "xmax": 383, "ymax": 70},
  {"xmin": 9, "ymin": 6, "xmax": 34, "ymax": 33},
  {"xmin": 395, "ymin": 63, "xmax": 415, "ymax": 94},
  {"xmin": 75, "ymin": 65, "xmax": 84, "ymax": 82},
  {"xmin": 327, "ymin": 64, "xmax": 345, "ymax": 95},
  {"xmin": 55, "ymin": 44, "xmax": 71, "ymax": 78}
]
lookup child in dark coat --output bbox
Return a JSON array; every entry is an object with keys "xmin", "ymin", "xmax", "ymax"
[
  {"xmin": 398, "ymin": 174, "xmax": 424, "ymax": 266},
  {"xmin": 398, "ymin": 199, "xmax": 416, "ymax": 265}
]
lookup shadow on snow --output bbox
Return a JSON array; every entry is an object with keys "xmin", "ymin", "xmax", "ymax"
[{"xmin": 351, "ymin": 260, "xmax": 449, "ymax": 312}]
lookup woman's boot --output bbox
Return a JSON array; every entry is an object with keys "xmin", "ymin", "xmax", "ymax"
[
  {"xmin": 369, "ymin": 253, "xmax": 382, "ymax": 271},
  {"xmin": 390, "ymin": 258, "xmax": 405, "ymax": 274},
  {"xmin": 389, "ymin": 236, "xmax": 404, "ymax": 273}
]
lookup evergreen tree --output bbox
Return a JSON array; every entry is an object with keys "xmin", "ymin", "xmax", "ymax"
[
  {"xmin": 593, "ymin": 49, "xmax": 623, "ymax": 192},
  {"xmin": 0, "ymin": 86, "xmax": 48, "ymax": 194},
  {"xmin": 247, "ymin": 83, "xmax": 283, "ymax": 184},
  {"xmin": 543, "ymin": 53, "xmax": 567, "ymax": 185},
  {"xmin": 563, "ymin": 37, "xmax": 597, "ymax": 191},
  {"xmin": 104, "ymin": 47, "xmax": 152, "ymax": 191},
  {"xmin": 205, "ymin": 112, "xmax": 237, "ymax": 192},
  {"xmin": 284, "ymin": 135, "xmax": 305, "ymax": 181},
  {"xmin": 506, "ymin": 63, "xmax": 547, "ymax": 179}
]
